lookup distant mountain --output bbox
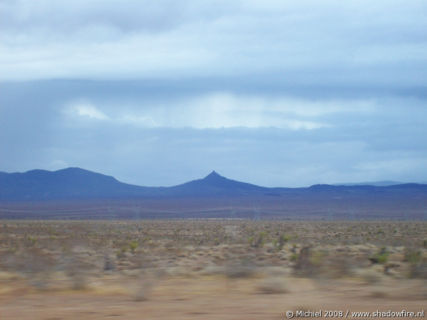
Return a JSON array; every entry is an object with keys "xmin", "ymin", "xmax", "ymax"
[
  {"xmin": 333, "ymin": 181, "xmax": 403, "ymax": 187},
  {"xmin": 0, "ymin": 167, "xmax": 153, "ymax": 200},
  {"xmin": 309, "ymin": 183, "xmax": 427, "ymax": 192},
  {"xmin": 167, "ymin": 171, "xmax": 268, "ymax": 196},
  {"xmin": 0, "ymin": 168, "xmax": 274, "ymax": 200},
  {"xmin": 1, "ymin": 167, "xmax": 427, "ymax": 220},
  {"xmin": 0, "ymin": 167, "xmax": 426, "ymax": 202}
]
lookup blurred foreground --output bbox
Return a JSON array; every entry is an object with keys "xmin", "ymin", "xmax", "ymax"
[{"xmin": 0, "ymin": 220, "xmax": 426, "ymax": 319}]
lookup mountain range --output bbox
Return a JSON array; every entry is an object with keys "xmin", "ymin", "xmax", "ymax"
[
  {"xmin": 0, "ymin": 168, "xmax": 273, "ymax": 200},
  {"xmin": 0, "ymin": 167, "xmax": 426, "ymax": 219},
  {"xmin": 1, "ymin": 167, "xmax": 426, "ymax": 200}
]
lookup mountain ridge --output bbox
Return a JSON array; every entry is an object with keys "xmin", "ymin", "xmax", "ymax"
[{"xmin": 1, "ymin": 167, "xmax": 426, "ymax": 201}]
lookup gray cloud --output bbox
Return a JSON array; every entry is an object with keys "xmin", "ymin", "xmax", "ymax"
[
  {"xmin": 1, "ymin": 1, "xmax": 426, "ymax": 186},
  {"xmin": 1, "ymin": 79, "xmax": 427, "ymax": 186},
  {"xmin": 1, "ymin": 0, "xmax": 426, "ymax": 84}
]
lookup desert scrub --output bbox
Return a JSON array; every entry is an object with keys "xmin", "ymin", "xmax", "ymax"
[
  {"xmin": 357, "ymin": 268, "xmax": 384, "ymax": 284},
  {"xmin": 104, "ymin": 254, "xmax": 116, "ymax": 271},
  {"xmin": 273, "ymin": 234, "xmax": 290, "ymax": 250},
  {"xmin": 116, "ymin": 246, "xmax": 128, "ymax": 259},
  {"xmin": 404, "ymin": 248, "xmax": 422, "ymax": 265},
  {"xmin": 225, "ymin": 258, "xmax": 257, "ymax": 279},
  {"xmin": 409, "ymin": 260, "xmax": 427, "ymax": 279},
  {"xmin": 404, "ymin": 248, "xmax": 426, "ymax": 279},
  {"xmin": 309, "ymin": 250, "xmax": 326, "ymax": 267},
  {"xmin": 129, "ymin": 241, "xmax": 139, "ymax": 253},
  {"xmin": 369, "ymin": 247, "xmax": 389, "ymax": 264},
  {"xmin": 256, "ymin": 277, "xmax": 289, "ymax": 294},
  {"xmin": 248, "ymin": 231, "xmax": 267, "ymax": 248},
  {"xmin": 290, "ymin": 253, "xmax": 299, "ymax": 262},
  {"xmin": 293, "ymin": 246, "xmax": 319, "ymax": 277},
  {"xmin": 25, "ymin": 236, "xmax": 38, "ymax": 247}
]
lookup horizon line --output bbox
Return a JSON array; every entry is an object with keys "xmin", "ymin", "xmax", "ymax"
[{"xmin": 1, "ymin": 166, "xmax": 426, "ymax": 189}]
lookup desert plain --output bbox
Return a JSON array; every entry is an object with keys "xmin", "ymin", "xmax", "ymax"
[{"xmin": 0, "ymin": 220, "xmax": 426, "ymax": 319}]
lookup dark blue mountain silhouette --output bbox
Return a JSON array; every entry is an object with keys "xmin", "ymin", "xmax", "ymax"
[
  {"xmin": 167, "ymin": 170, "xmax": 268, "ymax": 196},
  {"xmin": 0, "ymin": 167, "xmax": 426, "ymax": 201},
  {"xmin": 0, "ymin": 167, "xmax": 153, "ymax": 200}
]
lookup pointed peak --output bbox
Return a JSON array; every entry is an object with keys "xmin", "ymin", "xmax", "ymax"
[{"xmin": 204, "ymin": 170, "xmax": 223, "ymax": 180}]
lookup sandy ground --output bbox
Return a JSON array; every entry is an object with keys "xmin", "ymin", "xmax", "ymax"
[{"xmin": 1, "ymin": 276, "xmax": 425, "ymax": 320}]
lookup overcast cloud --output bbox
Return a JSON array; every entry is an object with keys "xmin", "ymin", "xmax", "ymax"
[{"xmin": 1, "ymin": 0, "xmax": 426, "ymax": 186}]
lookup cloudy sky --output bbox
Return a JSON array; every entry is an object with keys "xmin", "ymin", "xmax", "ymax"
[{"xmin": 1, "ymin": 0, "xmax": 427, "ymax": 187}]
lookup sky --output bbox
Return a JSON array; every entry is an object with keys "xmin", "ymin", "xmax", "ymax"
[{"xmin": 1, "ymin": 0, "xmax": 427, "ymax": 187}]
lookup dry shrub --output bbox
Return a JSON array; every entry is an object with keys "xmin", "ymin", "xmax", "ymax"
[
  {"xmin": 225, "ymin": 258, "xmax": 257, "ymax": 279},
  {"xmin": 409, "ymin": 261, "xmax": 427, "ymax": 279},
  {"xmin": 133, "ymin": 270, "xmax": 159, "ymax": 301},
  {"xmin": 293, "ymin": 245, "xmax": 356, "ymax": 279},
  {"xmin": 404, "ymin": 248, "xmax": 427, "ymax": 279},
  {"xmin": 134, "ymin": 281, "xmax": 154, "ymax": 301},
  {"xmin": 357, "ymin": 268, "xmax": 384, "ymax": 284},
  {"xmin": 6, "ymin": 248, "xmax": 57, "ymax": 290},
  {"xmin": 257, "ymin": 277, "xmax": 289, "ymax": 294},
  {"xmin": 321, "ymin": 255, "xmax": 354, "ymax": 278},
  {"xmin": 63, "ymin": 255, "xmax": 92, "ymax": 290},
  {"xmin": 293, "ymin": 247, "xmax": 319, "ymax": 277},
  {"xmin": 103, "ymin": 254, "xmax": 116, "ymax": 272}
]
